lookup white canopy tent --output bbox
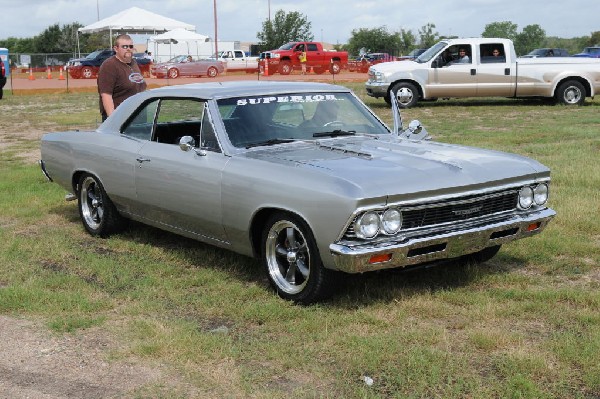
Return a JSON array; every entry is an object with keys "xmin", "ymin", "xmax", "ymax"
[
  {"xmin": 77, "ymin": 7, "xmax": 195, "ymax": 54},
  {"xmin": 149, "ymin": 29, "xmax": 211, "ymax": 62}
]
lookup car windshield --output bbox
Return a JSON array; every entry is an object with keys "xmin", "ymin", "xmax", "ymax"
[
  {"xmin": 217, "ymin": 92, "xmax": 391, "ymax": 148},
  {"xmin": 415, "ymin": 42, "xmax": 446, "ymax": 63},
  {"xmin": 85, "ymin": 50, "xmax": 103, "ymax": 59}
]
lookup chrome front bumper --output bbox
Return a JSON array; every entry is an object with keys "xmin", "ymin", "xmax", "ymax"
[
  {"xmin": 365, "ymin": 81, "xmax": 390, "ymax": 98},
  {"xmin": 329, "ymin": 208, "xmax": 556, "ymax": 273}
]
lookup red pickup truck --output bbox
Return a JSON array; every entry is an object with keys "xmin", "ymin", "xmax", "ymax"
[{"xmin": 259, "ymin": 42, "xmax": 348, "ymax": 75}]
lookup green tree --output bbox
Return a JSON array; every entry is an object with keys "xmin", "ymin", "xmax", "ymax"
[
  {"xmin": 482, "ymin": 21, "xmax": 518, "ymax": 41},
  {"xmin": 418, "ymin": 23, "xmax": 438, "ymax": 48},
  {"xmin": 514, "ymin": 24, "xmax": 546, "ymax": 55},
  {"xmin": 256, "ymin": 10, "xmax": 313, "ymax": 52},
  {"xmin": 346, "ymin": 26, "xmax": 402, "ymax": 56},
  {"xmin": 588, "ymin": 31, "xmax": 600, "ymax": 45},
  {"xmin": 399, "ymin": 28, "xmax": 417, "ymax": 54},
  {"xmin": 34, "ymin": 24, "xmax": 63, "ymax": 52}
]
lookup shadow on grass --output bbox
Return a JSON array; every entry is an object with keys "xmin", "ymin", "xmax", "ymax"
[{"xmin": 48, "ymin": 203, "xmax": 530, "ymax": 306}]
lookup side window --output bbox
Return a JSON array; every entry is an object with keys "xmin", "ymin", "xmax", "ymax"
[
  {"xmin": 307, "ymin": 43, "xmax": 318, "ymax": 51},
  {"xmin": 154, "ymin": 98, "xmax": 204, "ymax": 145},
  {"xmin": 200, "ymin": 104, "xmax": 221, "ymax": 152},
  {"xmin": 480, "ymin": 43, "xmax": 506, "ymax": 63},
  {"xmin": 121, "ymin": 99, "xmax": 159, "ymax": 140}
]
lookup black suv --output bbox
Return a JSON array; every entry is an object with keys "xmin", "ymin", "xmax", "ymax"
[{"xmin": 65, "ymin": 49, "xmax": 152, "ymax": 79}]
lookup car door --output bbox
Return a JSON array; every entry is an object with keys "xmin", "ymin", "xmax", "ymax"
[
  {"xmin": 133, "ymin": 98, "xmax": 229, "ymax": 243},
  {"xmin": 427, "ymin": 44, "xmax": 477, "ymax": 98},
  {"xmin": 475, "ymin": 43, "xmax": 515, "ymax": 97}
]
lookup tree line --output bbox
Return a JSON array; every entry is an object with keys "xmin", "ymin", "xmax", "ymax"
[{"xmin": 1, "ymin": 10, "xmax": 598, "ymax": 57}]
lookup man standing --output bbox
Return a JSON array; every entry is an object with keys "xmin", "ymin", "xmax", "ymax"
[{"xmin": 97, "ymin": 34, "xmax": 146, "ymax": 121}]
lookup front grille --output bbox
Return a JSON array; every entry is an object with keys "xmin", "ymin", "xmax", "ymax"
[{"xmin": 344, "ymin": 189, "xmax": 518, "ymax": 240}]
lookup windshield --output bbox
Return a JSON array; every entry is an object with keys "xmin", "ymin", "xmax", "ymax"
[
  {"xmin": 217, "ymin": 92, "xmax": 391, "ymax": 148},
  {"xmin": 85, "ymin": 50, "xmax": 103, "ymax": 59},
  {"xmin": 168, "ymin": 55, "xmax": 187, "ymax": 63},
  {"xmin": 415, "ymin": 42, "xmax": 447, "ymax": 63},
  {"xmin": 278, "ymin": 43, "xmax": 296, "ymax": 50}
]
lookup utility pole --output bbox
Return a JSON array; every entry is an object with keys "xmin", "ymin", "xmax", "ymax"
[
  {"xmin": 96, "ymin": 0, "xmax": 100, "ymax": 21},
  {"xmin": 213, "ymin": 0, "xmax": 218, "ymax": 57}
]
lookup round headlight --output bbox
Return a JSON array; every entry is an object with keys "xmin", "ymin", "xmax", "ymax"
[
  {"xmin": 382, "ymin": 208, "xmax": 402, "ymax": 234},
  {"xmin": 533, "ymin": 183, "xmax": 549, "ymax": 205},
  {"xmin": 354, "ymin": 212, "xmax": 380, "ymax": 239},
  {"xmin": 518, "ymin": 186, "xmax": 534, "ymax": 209}
]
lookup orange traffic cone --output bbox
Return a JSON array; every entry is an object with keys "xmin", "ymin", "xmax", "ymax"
[
  {"xmin": 263, "ymin": 60, "xmax": 269, "ymax": 76},
  {"xmin": 28, "ymin": 67, "xmax": 35, "ymax": 80},
  {"xmin": 310, "ymin": 66, "xmax": 314, "ymax": 74},
  {"xmin": 58, "ymin": 66, "xmax": 65, "ymax": 80},
  {"xmin": 46, "ymin": 66, "xmax": 53, "ymax": 79}
]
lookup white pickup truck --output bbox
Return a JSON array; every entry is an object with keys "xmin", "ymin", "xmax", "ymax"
[
  {"xmin": 366, "ymin": 38, "xmax": 600, "ymax": 107},
  {"xmin": 216, "ymin": 50, "xmax": 259, "ymax": 73}
]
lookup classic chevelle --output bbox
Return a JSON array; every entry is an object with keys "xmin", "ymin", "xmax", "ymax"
[{"xmin": 40, "ymin": 81, "xmax": 555, "ymax": 303}]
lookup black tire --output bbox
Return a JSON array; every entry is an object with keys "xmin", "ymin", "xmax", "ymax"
[
  {"xmin": 279, "ymin": 61, "xmax": 292, "ymax": 75},
  {"xmin": 262, "ymin": 212, "xmax": 335, "ymax": 304},
  {"xmin": 78, "ymin": 173, "xmax": 127, "ymax": 238},
  {"xmin": 465, "ymin": 245, "xmax": 501, "ymax": 264},
  {"xmin": 168, "ymin": 68, "xmax": 180, "ymax": 79},
  {"xmin": 390, "ymin": 82, "xmax": 419, "ymax": 108},
  {"xmin": 555, "ymin": 80, "xmax": 585, "ymax": 105},
  {"xmin": 81, "ymin": 66, "xmax": 93, "ymax": 79},
  {"xmin": 206, "ymin": 66, "xmax": 218, "ymax": 78}
]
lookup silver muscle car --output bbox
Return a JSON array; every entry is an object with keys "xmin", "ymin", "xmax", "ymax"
[{"xmin": 40, "ymin": 81, "xmax": 556, "ymax": 304}]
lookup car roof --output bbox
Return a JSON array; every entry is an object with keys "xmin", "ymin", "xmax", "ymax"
[{"xmin": 143, "ymin": 81, "xmax": 351, "ymax": 100}]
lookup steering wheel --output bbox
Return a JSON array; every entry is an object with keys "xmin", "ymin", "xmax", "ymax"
[{"xmin": 323, "ymin": 120, "xmax": 344, "ymax": 127}]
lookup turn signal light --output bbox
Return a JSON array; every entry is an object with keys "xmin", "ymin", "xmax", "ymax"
[
  {"xmin": 527, "ymin": 222, "xmax": 541, "ymax": 232},
  {"xmin": 369, "ymin": 253, "xmax": 392, "ymax": 264}
]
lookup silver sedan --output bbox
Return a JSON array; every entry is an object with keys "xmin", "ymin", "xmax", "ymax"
[{"xmin": 40, "ymin": 81, "xmax": 555, "ymax": 304}]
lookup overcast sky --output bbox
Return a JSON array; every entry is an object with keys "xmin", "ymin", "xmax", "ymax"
[{"xmin": 1, "ymin": 0, "xmax": 598, "ymax": 44}]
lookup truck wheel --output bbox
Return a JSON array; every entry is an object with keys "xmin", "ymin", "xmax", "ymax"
[
  {"xmin": 206, "ymin": 66, "xmax": 218, "ymax": 78},
  {"xmin": 262, "ymin": 212, "xmax": 336, "ymax": 304},
  {"xmin": 555, "ymin": 80, "xmax": 585, "ymax": 105},
  {"xmin": 390, "ymin": 82, "xmax": 419, "ymax": 108},
  {"xmin": 329, "ymin": 61, "xmax": 341, "ymax": 74},
  {"xmin": 168, "ymin": 68, "xmax": 180, "ymax": 79},
  {"xmin": 279, "ymin": 61, "xmax": 292, "ymax": 75},
  {"xmin": 81, "ymin": 66, "xmax": 94, "ymax": 79}
]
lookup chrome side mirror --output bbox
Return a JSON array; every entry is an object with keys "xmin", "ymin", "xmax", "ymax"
[{"xmin": 399, "ymin": 120, "xmax": 431, "ymax": 140}]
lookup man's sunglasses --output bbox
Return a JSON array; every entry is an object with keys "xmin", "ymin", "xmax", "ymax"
[{"xmin": 119, "ymin": 45, "xmax": 134, "ymax": 49}]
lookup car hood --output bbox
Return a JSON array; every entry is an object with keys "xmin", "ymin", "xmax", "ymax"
[
  {"xmin": 370, "ymin": 59, "xmax": 421, "ymax": 72},
  {"xmin": 245, "ymin": 136, "xmax": 549, "ymax": 199}
]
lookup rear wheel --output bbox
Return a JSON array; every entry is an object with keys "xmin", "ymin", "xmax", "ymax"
[
  {"xmin": 555, "ymin": 80, "xmax": 585, "ymax": 105},
  {"xmin": 206, "ymin": 66, "xmax": 218, "ymax": 78},
  {"xmin": 78, "ymin": 173, "xmax": 127, "ymax": 237},
  {"xmin": 81, "ymin": 66, "xmax": 94, "ymax": 79},
  {"xmin": 329, "ymin": 61, "xmax": 341, "ymax": 74},
  {"xmin": 262, "ymin": 212, "xmax": 335, "ymax": 304},
  {"xmin": 168, "ymin": 68, "xmax": 180, "ymax": 79}
]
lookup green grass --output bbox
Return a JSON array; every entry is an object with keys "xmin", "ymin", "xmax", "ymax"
[{"xmin": 0, "ymin": 89, "xmax": 599, "ymax": 398}]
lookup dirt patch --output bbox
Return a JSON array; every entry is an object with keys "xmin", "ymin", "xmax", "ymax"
[{"xmin": 0, "ymin": 315, "xmax": 195, "ymax": 398}]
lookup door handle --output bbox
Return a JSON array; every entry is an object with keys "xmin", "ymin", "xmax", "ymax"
[
  {"xmin": 505, "ymin": 68, "xmax": 510, "ymax": 75},
  {"xmin": 470, "ymin": 69, "xmax": 476, "ymax": 76}
]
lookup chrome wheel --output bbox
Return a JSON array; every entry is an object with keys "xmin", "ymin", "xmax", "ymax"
[
  {"xmin": 81, "ymin": 66, "xmax": 93, "ymax": 79},
  {"xmin": 168, "ymin": 68, "xmax": 179, "ymax": 79},
  {"xmin": 80, "ymin": 175, "xmax": 104, "ymax": 231},
  {"xmin": 391, "ymin": 82, "xmax": 419, "ymax": 108},
  {"xmin": 556, "ymin": 80, "xmax": 584, "ymax": 105},
  {"xmin": 207, "ymin": 66, "xmax": 218, "ymax": 78},
  {"xmin": 265, "ymin": 219, "xmax": 310, "ymax": 295}
]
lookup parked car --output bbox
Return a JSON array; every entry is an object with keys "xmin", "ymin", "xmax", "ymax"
[
  {"xmin": 572, "ymin": 46, "xmax": 600, "ymax": 58},
  {"xmin": 66, "ymin": 49, "xmax": 152, "ymax": 79},
  {"xmin": 348, "ymin": 53, "xmax": 397, "ymax": 73},
  {"xmin": 520, "ymin": 48, "xmax": 569, "ymax": 58},
  {"xmin": 396, "ymin": 48, "xmax": 428, "ymax": 61},
  {"xmin": 151, "ymin": 55, "xmax": 224, "ymax": 78},
  {"xmin": 40, "ymin": 81, "xmax": 556, "ymax": 304}
]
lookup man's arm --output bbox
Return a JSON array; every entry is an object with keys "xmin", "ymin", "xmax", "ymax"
[{"xmin": 100, "ymin": 93, "xmax": 115, "ymax": 116}]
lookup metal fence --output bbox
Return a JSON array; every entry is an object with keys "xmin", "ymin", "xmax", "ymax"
[{"xmin": 7, "ymin": 53, "xmax": 74, "ymax": 72}]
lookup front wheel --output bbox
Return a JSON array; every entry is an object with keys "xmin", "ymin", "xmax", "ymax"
[
  {"xmin": 81, "ymin": 66, "xmax": 94, "ymax": 79},
  {"xmin": 168, "ymin": 68, "xmax": 180, "ymax": 79},
  {"xmin": 78, "ymin": 173, "xmax": 127, "ymax": 237},
  {"xmin": 390, "ymin": 82, "xmax": 419, "ymax": 108},
  {"xmin": 206, "ymin": 66, "xmax": 218, "ymax": 78},
  {"xmin": 262, "ymin": 212, "xmax": 335, "ymax": 304},
  {"xmin": 279, "ymin": 61, "xmax": 292, "ymax": 75},
  {"xmin": 329, "ymin": 61, "xmax": 341, "ymax": 74},
  {"xmin": 555, "ymin": 80, "xmax": 585, "ymax": 105}
]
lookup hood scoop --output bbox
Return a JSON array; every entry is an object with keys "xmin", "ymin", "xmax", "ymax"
[{"xmin": 315, "ymin": 140, "xmax": 373, "ymax": 160}]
